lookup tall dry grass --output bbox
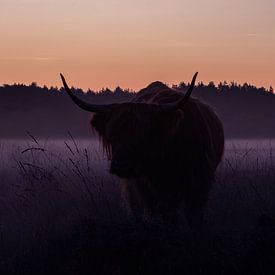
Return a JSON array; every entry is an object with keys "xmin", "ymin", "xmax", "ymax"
[{"xmin": 0, "ymin": 136, "xmax": 275, "ymax": 274}]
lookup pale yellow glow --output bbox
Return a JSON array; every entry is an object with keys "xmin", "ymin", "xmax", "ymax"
[{"xmin": 0, "ymin": 0, "xmax": 274, "ymax": 90}]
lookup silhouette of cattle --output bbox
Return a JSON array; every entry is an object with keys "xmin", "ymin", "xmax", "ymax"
[{"xmin": 60, "ymin": 73, "xmax": 224, "ymax": 231}]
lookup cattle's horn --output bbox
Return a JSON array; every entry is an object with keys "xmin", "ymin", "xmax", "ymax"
[
  {"xmin": 60, "ymin": 74, "xmax": 112, "ymax": 112},
  {"xmin": 163, "ymin": 72, "xmax": 198, "ymax": 110}
]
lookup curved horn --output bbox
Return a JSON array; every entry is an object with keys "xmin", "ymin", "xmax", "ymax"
[
  {"xmin": 163, "ymin": 72, "xmax": 198, "ymax": 110},
  {"xmin": 60, "ymin": 73, "xmax": 112, "ymax": 112}
]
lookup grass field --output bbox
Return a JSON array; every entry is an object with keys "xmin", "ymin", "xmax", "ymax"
[{"xmin": 1, "ymin": 137, "xmax": 275, "ymax": 274}]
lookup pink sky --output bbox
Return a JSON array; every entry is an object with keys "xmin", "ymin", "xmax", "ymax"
[{"xmin": 0, "ymin": 0, "xmax": 274, "ymax": 91}]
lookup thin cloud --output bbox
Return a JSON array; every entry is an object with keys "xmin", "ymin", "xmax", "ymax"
[{"xmin": 0, "ymin": 56, "xmax": 57, "ymax": 61}]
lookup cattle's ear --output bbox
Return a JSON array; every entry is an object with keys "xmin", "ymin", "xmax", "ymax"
[{"xmin": 91, "ymin": 112, "xmax": 108, "ymax": 135}]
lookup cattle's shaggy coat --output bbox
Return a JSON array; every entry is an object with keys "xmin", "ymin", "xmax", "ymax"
[{"xmin": 60, "ymin": 74, "xmax": 224, "ymax": 231}]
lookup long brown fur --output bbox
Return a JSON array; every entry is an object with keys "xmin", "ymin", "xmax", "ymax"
[{"xmin": 90, "ymin": 81, "xmax": 224, "ymax": 230}]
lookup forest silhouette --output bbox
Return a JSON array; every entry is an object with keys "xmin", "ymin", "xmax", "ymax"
[{"xmin": 0, "ymin": 81, "xmax": 274, "ymax": 138}]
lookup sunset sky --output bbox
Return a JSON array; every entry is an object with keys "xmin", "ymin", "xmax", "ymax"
[{"xmin": 0, "ymin": 0, "xmax": 274, "ymax": 91}]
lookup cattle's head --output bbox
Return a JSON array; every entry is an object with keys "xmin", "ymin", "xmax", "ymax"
[{"xmin": 60, "ymin": 73, "xmax": 198, "ymax": 179}]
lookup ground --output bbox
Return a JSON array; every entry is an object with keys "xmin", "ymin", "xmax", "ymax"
[{"xmin": 1, "ymin": 138, "xmax": 275, "ymax": 274}]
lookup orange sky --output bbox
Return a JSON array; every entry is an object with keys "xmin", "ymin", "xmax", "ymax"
[{"xmin": 0, "ymin": 0, "xmax": 274, "ymax": 91}]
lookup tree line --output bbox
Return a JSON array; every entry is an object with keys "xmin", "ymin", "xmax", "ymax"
[{"xmin": 0, "ymin": 81, "xmax": 274, "ymax": 138}]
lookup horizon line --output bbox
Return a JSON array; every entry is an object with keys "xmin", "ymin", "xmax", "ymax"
[{"xmin": 0, "ymin": 79, "xmax": 273, "ymax": 93}]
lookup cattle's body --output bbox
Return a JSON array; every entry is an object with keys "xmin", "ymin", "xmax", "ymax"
[
  {"xmin": 60, "ymin": 73, "xmax": 224, "ymax": 231},
  {"xmin": 121, "ymin": 82, "xmax": 224, "ymax": 227}
]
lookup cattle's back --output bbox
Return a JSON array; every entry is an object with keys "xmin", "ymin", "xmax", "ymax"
[
  {"xmin": 131, "ymin": 82, "xmax": 183, "ymax": 105},
  {"xmin": 132, "ymin": 82, "xmax": 224, "ymax": 170}
]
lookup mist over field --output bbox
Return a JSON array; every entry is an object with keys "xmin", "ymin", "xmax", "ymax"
[{"xmin": 1, "ymin": 137, "xmax": 275, "ymax": 274}]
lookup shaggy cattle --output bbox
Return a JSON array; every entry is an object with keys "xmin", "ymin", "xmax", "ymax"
[{"xmin": 60, "ymin": 73, "xmax": 224, "ymax": 231}]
